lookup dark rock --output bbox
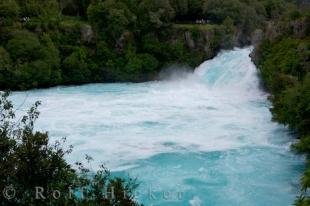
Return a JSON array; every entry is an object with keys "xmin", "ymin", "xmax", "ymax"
[
  {"xmin": 251, "ymin": 29, "xmax": 264, "ymax": 46},
  {"xmin": 265, "ymin": 21, "xmax": 279, "ymax": 41},
  {"xmin": 80, "ymin": 24, "xmax": 94, "ymax": 43},
  {"xmin": 290, "ymin": 19, "xmax": 308, "ymax": 38},
  {"xmin": 115, "ymin": 31, "xmax": 132, "ymax": 53},
  {"xmin": 184, "ymin": 31, "xmax": 195, "ymax": 49}
]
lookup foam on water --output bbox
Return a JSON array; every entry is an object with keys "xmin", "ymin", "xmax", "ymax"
[{"xmin": 11, "ymin": 47, "xmax": 304, "ymax": 205}]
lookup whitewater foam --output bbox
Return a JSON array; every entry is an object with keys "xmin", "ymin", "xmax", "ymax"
[
  {"xmin": 11, "ymin": 47, "xmax": 291, "ymax": 168},
  {"xmin": 10, "ymin": 47, "xmax": 303, "ymax": 205}
]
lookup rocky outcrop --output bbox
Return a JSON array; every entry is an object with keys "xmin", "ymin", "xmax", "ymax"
[
  {"xmin": 290, "ymin": 18, "xmax": 309, "ymax": 38},
  {"xmin": 251, "ymin": 29, "xmax": 264, "ymax": 46},
  {"xmin": 80, "ymin": 24, "xmax": 94, "ymax": 43},
  {"xmin": 115, "ymin": 31, "xmax": 133, "ymax": 53},
  {"xmin": 181, "ymin": 29, "xmax": 218, "ymax": 59},
  {"xmin": 265, "ymin": 21, "xmax": 280, "ymax": 41},
  {"xmin": 184, "ymin": 31, "xmax": 195, "ymax": 49}
]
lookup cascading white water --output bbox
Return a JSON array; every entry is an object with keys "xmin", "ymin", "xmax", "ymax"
[
  {"xmin": 11, "ymin": 47, "xmax": 303, "ymax": 206},
  {"xmin": 195, "ymin": 47, "xmax": 261, "ymax": 91}
]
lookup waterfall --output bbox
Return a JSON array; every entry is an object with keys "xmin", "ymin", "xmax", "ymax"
[{"xmin": 11, "ymin": 48, "xmax": 303, "ymax": 206}]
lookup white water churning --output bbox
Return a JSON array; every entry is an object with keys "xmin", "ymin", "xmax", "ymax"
[{"xmin": 11, "ymin": 48, "xmax": 304, "ymax": 206}]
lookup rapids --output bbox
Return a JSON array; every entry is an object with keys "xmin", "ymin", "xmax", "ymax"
[{"xmin": 11, "ymin": 47, "xmax": 304, "ymax": 206}]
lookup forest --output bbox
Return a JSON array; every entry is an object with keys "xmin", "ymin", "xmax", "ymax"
[
  {"xmin": 0, "ymin": 0, "xmax": 303, "ymax": 90},
  {"xmin": 251, "ymin": 1, "xmax": 309, "ymax": 204},
  {"xmin": 0, "ymin": 0, "xmax": 309, "ymax": 205}
]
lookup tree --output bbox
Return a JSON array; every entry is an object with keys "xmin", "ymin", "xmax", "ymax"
[
  {"xmin": 0, "ymin": 91, "xmax": 141, "ymax": 205},
  {"xmin": 0, "ymin": 47, "xmax": 13, "ymax": 88},
  {"xmin": 87, "ymin": 0, "xmax": 135, "ymax": 40},
  {"xmin": 263, "ymin": 0, "xmax": 286, "ymax": 19},
  {"xmin": 60, "ymin": 0, "xmax": 91, "ymax": 17},
  {"xmin": 4, "ymin": 31, "xmax": 61, "ymax": 89},
  {"xmin": 39, "ymin": 33, "xmax": 62, "ymax": 85},
  {"xmin": 187, "ymin": 0, "xmax": 204, "ymax": 18},
  {"xmin": 6, "ymin": 31, "xmax": 41, "ymax": 62},
  {"xmin": 15, "ymin": 0, "xmax": 42, "ymax": 17},
  {"xmin": 63, "ymin": 47, "xmax": 91, "ymax": 83},
  {"xmin": 0, "ymin": 0, "xmax": 20, "ymax": 24},
  {"xmin": 203, "ymin": 0, "xmax": 244, "ymax": 24},
  {"xmin": 137, "ymin": 0, "xmax": 175, "ymax": 32},
  {"xmin": 170, "ymin": 0, "xmax": 188, "ymax": 18}
]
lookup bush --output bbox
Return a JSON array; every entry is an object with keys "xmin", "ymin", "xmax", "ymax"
[
  {"xmin": 259, "ymin": 38, "xmax": 306, "ymax": 92},
  {"xmin": 0, "ymin": 91, "xmax": 141, "ymax": 206},
  {"xmin": 262, "ymin": 0, "xmax": 286, "ymax": 19},
  {"xmin": 272, "ymin": 74, "xmax": 310, "ymax": 135},
  {"xmin": 63, "ymin": 48, "xmax": 91, "ymax": 83},
  {"xmin": 254, "ymin": 14, "xmax": 310, "ymax": 202},
  {"xmin": 203, "ymin": 0, "xmax": 244, "ymax": 24},
  {"xmin": 3, "ymin": 31, "xmax": 62, "ymax": 89},
  {"xmin": 0, "ymin": 0, "xmax": 19, "ymax": 22},
  {"xmin": 6, "ymin": 31, "xmax": 41, "ymax": 62},
  {"xmin": 0, "ymin": 47, "xmax": 13, "ymax": 88}
]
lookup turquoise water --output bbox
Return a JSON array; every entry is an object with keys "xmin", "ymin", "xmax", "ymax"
[{"xmin": 11, "ymin": 48, "xmax": 304, "ymax": 205}]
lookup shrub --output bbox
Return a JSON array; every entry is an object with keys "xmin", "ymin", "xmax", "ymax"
[
  {"xmin": 6, "ymin": 31, "xmax": 41, "ymax": 62},
  {"xmin": 0, "ymin": 91, "xmax": 141, "ymax": 205},
  {"xmin": 63, "ymin": 48, "xmax": 91, "ymax": 83},
  {"xmin": 0, "ymin": 0, "xmax": 19, "ymax": 20}
]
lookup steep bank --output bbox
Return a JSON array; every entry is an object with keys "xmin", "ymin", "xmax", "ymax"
[
  {"xmin": 250, "ymin": 5, "xmax": 309, "ymax": 205},
  {"xmin": 0, "ymin": 0, "xmax": 277, "ymax": 90},
  {"xmin": 0, "ymin": 19, "xmax": 240, "ymax": 90},
  {"xmin": 11, "ymin": 48, "xmax": 304, "ymax": 206}
]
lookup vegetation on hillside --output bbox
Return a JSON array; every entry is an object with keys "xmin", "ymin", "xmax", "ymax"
[
  {"xmin": 1, "ymin": 0, "xmax": 310, "ymax": 205},
  {"xmin": 251, "ymin": 2, "xmax": 310, "ymax": 204},
  {"xmin": 0, "ymin": 0, "xmax": 298, "ymax": 90}
]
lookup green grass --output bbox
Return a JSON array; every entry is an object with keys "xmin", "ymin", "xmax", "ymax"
[
  {"xmin": 173, "ymin": 23, "xmax": 215, "ymax": 31},
  {"xmin": 59, "ymin": 15, "xmax": 87, "ymax": 29}
]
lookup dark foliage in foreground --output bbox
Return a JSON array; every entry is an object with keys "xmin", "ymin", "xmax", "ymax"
[
  {"xmin": 0, "ymin": 91, "xmax": 140, "ymax": 206},
  {"xmin": 1, "ymin": 0, "xmax": 310, "ymax": 205}
]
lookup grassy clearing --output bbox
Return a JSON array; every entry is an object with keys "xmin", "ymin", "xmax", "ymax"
[
  {"xmin": 59, "ymin": 15, "xmax": 87, "ymax": 28},
  {"xmin": 173, "ymin": 23, "xmax": 215, "ymax": 31}
]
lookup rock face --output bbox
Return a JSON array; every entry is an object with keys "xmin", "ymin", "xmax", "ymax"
[
  {"xmin": 184, "ymin": 31, "xmax": 195, "ymax": 49},
  {"xmin": 202, "ymin": 30, "xmax": 215, "ymax": 57},
  {"xmin": 264, "ymin": 19, "xmax": 309, "ymax": 42},
  {"xmin": 115, "ymin": 31, "xmax": 133, "ymax": 53},
  {"xmin": 182, "ymin": 29, "xmax": 218, "ymax": 59},
  {"xmin": 171, "ymin": 25, "xmax": 267, "ymax": 68},
  {"xmin": 250, "ymin": 29, "xmax": 263, "ymax": 66},
  {"xmin": 251, "ymin": 29, "xmax": 264, "ymax": 46},
  {"xmin": 80, "ymin": 24, "xmax": 94, "ymax": 43},
  {"xmin": 290, "ymin": 18, "xmax": 309, "ymax": 38},
  {"xmin": 265, "ymin": 21, "xmax": 282, "ymax": 41}
]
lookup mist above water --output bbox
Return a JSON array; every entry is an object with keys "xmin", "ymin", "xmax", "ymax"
[{"xmin": 11, "ymin": 47, "xmax": 304, "ymax": 206}]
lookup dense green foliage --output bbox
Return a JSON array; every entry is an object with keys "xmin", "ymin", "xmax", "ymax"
[
  {"xmin": 252, "ymin": 5, "xmax": 310, "ymax": 205},
  {"xmin": 0, "ymin": 0, "xmax": 298, "ymax": 90},
  {"xmin": 1, "ymin": 0, "xmax": 310, "ymax": 204},
  {"xmin": 0, "ymin": 91, "xmax": 140, "ymax": 205}
]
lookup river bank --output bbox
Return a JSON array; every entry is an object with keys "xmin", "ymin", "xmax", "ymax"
[{"xmin": 10, "ymin": 48, "xmax": 304, "ymax": 205}]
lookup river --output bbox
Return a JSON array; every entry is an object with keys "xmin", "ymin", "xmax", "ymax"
[{"xmin": 11, "ymin": 47, "xmax": 304, "ymax": 206}]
